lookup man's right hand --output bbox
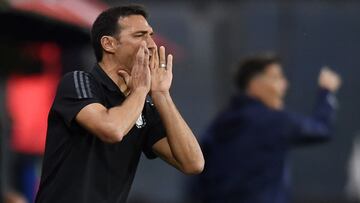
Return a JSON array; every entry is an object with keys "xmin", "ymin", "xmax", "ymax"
[
  {"xmin": 319, "ymin": 67, "xmax": 341, "ymax": 93},
  {"xmin": 76, "ymin": 41, "xmax": 152, "ymax": 143},
  {"xmin": 118, "ymin": 41, "xmax": 151, "ymax": 95}
]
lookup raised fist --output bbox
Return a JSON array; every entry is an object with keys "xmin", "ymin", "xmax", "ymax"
[{"xmin": 319, "ymin": 67, "xmax": 341, "ymax": 92}]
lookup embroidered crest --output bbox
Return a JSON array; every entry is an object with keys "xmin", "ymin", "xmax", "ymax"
[{"xmin": 135, "ymin": 114, "xmax": 146, "ymax": 128}]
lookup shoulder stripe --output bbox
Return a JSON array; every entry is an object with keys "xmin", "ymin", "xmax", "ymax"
[
  {"xmin": 73, "ymin": 71, "xmax": 82, "ymax": 99},
  {"xmin": 84, "ymin": 74, "xmax": 93, "ymax": 98},
  {"xmin": 79, "ymin": 71, "xmax": 88, "ymax": 98}
]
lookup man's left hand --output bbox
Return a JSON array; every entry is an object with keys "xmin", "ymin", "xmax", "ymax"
[
  {"xmin": 318, "ymin": 67, "xmax": 341, "ymax": 93},
  {"xmin": 150, "ymin": 46, "xmax": 173, "ymax": 94}
]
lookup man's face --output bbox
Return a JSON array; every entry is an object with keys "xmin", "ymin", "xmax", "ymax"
[
  {"xmin": 113, "ymin": 15, "xmax": 156, "ymax": 70},
  {"xmin": 259, "ymin": 63, "xmax": 288, "ymax": 99},
  {"xmin": 248, "ymin": 63, "xmax": 288, "ymax": 109}
]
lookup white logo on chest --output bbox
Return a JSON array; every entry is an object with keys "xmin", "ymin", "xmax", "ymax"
[{"xmin": 135, "ymin": 114, "xmax": 146, "ymax": 128}]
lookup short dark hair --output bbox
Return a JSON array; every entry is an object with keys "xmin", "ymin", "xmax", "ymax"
[
  {"xmin": 91, "ymin": 5, "xmax": 148, "ymax": 62},
  {"xmin": 235, "ymin": 54, "xmax": 281, "ymax": 91}
]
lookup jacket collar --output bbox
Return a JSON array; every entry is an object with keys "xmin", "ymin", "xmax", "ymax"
[
  {"xmin": 231, "ymin": 93, "xmax": 264, "ymax": 108},
  {"xmin": 91, "ymin": 63, "xmax": 124, "ymax": 95}
]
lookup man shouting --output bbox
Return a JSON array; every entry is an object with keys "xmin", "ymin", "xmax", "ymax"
[{"xmin": 35, "ymin": 5, "xmax": 204, "ymax": 203}]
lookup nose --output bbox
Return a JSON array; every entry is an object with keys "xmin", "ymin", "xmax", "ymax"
[
  {"xmin": 282, "ymin": 78, "xmax": 289, "ymax": 92},
  {"xmin": 146, "ymin": 35, "xmax": 156, "ymax": 51}
]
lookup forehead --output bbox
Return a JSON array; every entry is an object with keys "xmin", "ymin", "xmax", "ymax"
[
  {"xmin": 118, "ymin": 15, "xmax": 153, "ymax": 33},
  {"xmin": 264, "ymin": 63, "xmax": 283, "ymax": 75}
]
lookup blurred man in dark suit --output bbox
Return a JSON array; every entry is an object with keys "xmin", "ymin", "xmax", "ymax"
[{"xmin": 193, "ymin": 54, "xmax": 341, "ymax": 203}]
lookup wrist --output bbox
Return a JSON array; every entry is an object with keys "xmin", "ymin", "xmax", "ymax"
[
  {"xmin": 151, "ymin": 91, "xmax": 171, "ymax": 105},
  {"xmin": 151, "ymin": 90, "xmax": 170, "ymax": 98},
  {"xmin": 132, "ymin": 87, "xmax": 149, "ymax": 97},
  {"xmin": 318, "ymin": 86, "xmax": 336, "ymax": 94}
]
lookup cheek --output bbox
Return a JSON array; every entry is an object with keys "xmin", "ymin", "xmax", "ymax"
[
  {"xmin": 116, "ymin": 42, "xmax": 139, "ymax": 61},
  {"xmin": 265, "ymin": 81, "xmax": 281, "ymax": 94},
  {"xmin": 120, "ymin": 42, "xmax": 138, "ymax": 54},
  {"xmin": 118, "ymin": 37, "xmax": 141, "ymax": 52}
]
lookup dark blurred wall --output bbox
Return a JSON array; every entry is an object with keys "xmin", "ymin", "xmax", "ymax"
[
  {"xmin": 76, "ymin": 0, "xmax": 360, "ymax": 202},
  {"xmin": 280, "ymin": 2, "xmax": 360, "ymax": 201}
]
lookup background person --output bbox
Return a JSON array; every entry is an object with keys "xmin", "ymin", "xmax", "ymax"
[{"xmin": 192, "ymin": 54, "xmax": 341, "ymax": 203}]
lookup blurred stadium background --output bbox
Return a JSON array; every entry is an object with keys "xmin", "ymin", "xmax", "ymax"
[{"xmin": 1, "ymin": 0, "xmax": 360, "ymax": 203}]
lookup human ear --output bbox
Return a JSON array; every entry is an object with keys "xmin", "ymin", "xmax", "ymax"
[{"xmin": 100, "ymin": 36, "xmax": 117, "ymax": 54}]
